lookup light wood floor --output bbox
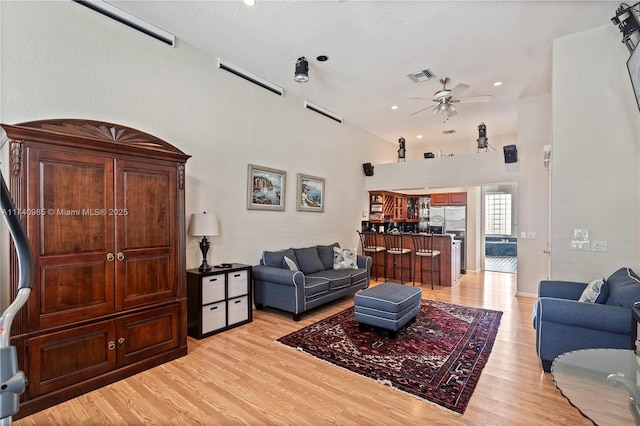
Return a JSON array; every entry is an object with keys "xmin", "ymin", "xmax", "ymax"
[{"xmin": 15, "ymin": 272, "xmax": 591, "ymax": 425}]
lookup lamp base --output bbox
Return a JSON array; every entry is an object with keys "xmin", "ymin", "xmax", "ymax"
[{"xmin": 198, "ymin": 236, "xmax": 212, "ymax": 272}]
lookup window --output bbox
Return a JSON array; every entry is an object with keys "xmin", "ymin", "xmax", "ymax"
[{"xmin": 485, "ymin": 193, "xmax": 512, "ymax": 235}]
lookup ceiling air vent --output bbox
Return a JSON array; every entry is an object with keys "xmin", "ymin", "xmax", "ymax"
[
  {"xmin": 442, "ymin": 129, "xmax": 456, "ymax": 134},
  {"xmin": 407, "ymin": 69, "xmax": 435, "ymax": 83}
]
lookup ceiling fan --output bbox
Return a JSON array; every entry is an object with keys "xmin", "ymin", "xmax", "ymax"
[{"xmin": 409, "ymin": 77, "xmax": 490, "ymax": 119}]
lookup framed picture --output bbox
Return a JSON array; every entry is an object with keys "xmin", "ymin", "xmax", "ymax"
[
  {"xmin": 247, "ymin": 164, "xmax": 286, "ymax": 211},
  {"xmin": 297, "ymin": 173, "xmax": 325, "ymax": 212}
]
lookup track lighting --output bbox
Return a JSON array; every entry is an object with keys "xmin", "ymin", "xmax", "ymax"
[{"xmin": 294, "ymin": 57, "xmax": 309, "ymax": 83}]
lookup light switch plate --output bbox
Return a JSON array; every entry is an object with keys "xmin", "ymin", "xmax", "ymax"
[{"xmin": 592, "ymin": 241, "xmax": 608, "ymax": 252}]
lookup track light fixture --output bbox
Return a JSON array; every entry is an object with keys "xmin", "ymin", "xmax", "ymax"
[
  {"xmin": 294, "ymin": 57, "xmax": 309, "ymax": 83},
  {"xmin": 398, "ymin": 137, "xmax": 406, "ymax": 162}
]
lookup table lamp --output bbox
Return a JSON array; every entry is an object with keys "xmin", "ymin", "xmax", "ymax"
[{"xmin": 188, "ymin": 212, "xmax": 220, "ymax": 272}]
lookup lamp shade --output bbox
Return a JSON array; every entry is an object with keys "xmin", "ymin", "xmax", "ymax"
[{"xmin": 188, "ymin": 212, "xmax": 220, "ymax": 237}]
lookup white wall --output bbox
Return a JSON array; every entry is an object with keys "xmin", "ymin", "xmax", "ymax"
[
  {"xmin": 0, "ymin": 2, "xmax": 395, "ymax": 309},
  {"xmin": 551, "ymin": 24, "xmax": 640, "ymax": 281}
]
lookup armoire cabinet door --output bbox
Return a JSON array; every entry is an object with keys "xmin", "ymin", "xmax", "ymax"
[
  {"xmin": 115, "ymin": 159, "xmax": 177, "ymax": 310},
  {"xmin": 115, "ymin": 303, "xmax": 180, "ymax": 366},
  {"xmin": 27, "ymin": 320, "xmax": 117, "ymax": 397},
  {"xmin": 27, "ymin": 149, "xmax": 116, "ymax": 329}
]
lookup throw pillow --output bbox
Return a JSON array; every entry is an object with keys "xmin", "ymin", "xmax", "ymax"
[
  {"xmin": 578, "ymin": 277, "xmax": 605, "ymax": 303},
  {"xmin": 282, "ymin": 256, "xmax": 299, "ymax": 271},
  {"xmin": 604, "ymin": 267, "xmax": 640, "ymax": 307},
  {"xmin": 333, "ymin": 247, "xmax": 358, "ymax": 270}
]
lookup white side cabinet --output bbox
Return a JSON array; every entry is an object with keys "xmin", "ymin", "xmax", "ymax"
[{"xmin": 187, "ymin": 264, "xmax": 252, "ymax": 339}]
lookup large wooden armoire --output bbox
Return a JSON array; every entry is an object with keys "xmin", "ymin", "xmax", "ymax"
[{"xmin": 1, "ymin": 119, "xmax": 190, "ymax": 418}]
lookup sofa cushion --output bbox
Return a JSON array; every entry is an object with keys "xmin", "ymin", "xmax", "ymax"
[
  {"xmin": 605, "ymin": 267, "xmax": 640, "ymax": 308},
  {"xmin": 308, "ymin": 269, "xmax": 353, "ymax": 290},
  {"xmin": 317, "ymin": 242, "xmax": 340, "ymax": 270},
  {"xmin": 333, "ymin": 247, "xmax": 358, "ymax": 270},
  {"xmin": 294, "ymin": 247, "xmax": 325, "ymax": 274},
  {"xmin": 578, "ymin": 277, "xmax": 606, "ymax": 303},
  {"xmin": 263, "ymin": 248, "xmax": 298, "ymax": 269},
  {"xmin": 283, "ymin": 256, "xmax": 299, "ymax": 271},
  {"xmin": 304, "ymin": 276, "xmax": 330, "ymax": 298}
]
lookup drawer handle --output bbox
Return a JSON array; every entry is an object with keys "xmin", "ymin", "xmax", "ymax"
[
  {"xmin": 210, "ymin": 306, "xmax": 218, "ymax": 310},
  {"xmin": 234, "ymin": 300, "xmax": 242, "ymax": 304},
  {"xmin": 209, "ymin": 278, "xmax": 217, "ymax": 282},
  {"xmin": 233, "ymin": 273, "xmax": 241, "ymax": 277},
  {"xmin": 108, "ymin": 341, "xmax": 116, "ymax": 351}
]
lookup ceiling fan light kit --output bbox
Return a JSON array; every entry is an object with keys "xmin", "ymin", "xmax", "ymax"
[{"xmin": 409, "ymin": 76, "xmax": 490, "ymax": 120}]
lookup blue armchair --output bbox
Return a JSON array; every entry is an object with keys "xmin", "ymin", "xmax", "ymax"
[{"xmin": 533, "ymin": 267, "xmax": 639, "ymax": 372}]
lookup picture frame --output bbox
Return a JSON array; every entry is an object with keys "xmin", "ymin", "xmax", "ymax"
[
  {"xmin": 296, "ymin": 173, "xmax": 325, "ymax": 212},
  {"xmin": 247, "ymin": 164, "xmax": 286, "ymax": 211}
]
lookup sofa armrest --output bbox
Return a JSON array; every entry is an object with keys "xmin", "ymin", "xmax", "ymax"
[
  {"xmin": 357, "ymin": 255, "xmax": 371, "ymax": 270},
  {"xmin": 252, "ymin": 265, "xmax": 304, "ymax": 287},
  {"xmin": 538, "ymin": 297, "xmax": 634, "ymax": 335},
  {"xmin": 538, "ymin": 280, "xmax": 586, "ymax": 300}
]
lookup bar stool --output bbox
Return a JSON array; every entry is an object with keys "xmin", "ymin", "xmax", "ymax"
[
  {"xmin": 383, "ymin": 232, "xmax": 412, "ymax": 285},
  {"xmin": 411, "ymin": 233, "xmax": 441, "ymax": 289},
  {"xmin": 357, "ymin": 230, "xmax": 386, "ymax": 281}
]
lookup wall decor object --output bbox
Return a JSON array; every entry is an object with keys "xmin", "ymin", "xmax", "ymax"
[
  {"xmin": 247, "ymin": 164, "xmax": 286, "ymax": 211},
  {"xmin": 297, "ymin": 173, "xmax": 325, "ymax": 212}
]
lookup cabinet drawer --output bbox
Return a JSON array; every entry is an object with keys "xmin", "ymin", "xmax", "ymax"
[
  {"xmin": 202, "ymin": 274, "xmax": 225, "ymax": 304},
  {"xmin": 202, "ymin": 302, "xmax": 226, "ymax": 334},
  {"xmin": 228, "ymin": 296, "xmax": 249, "ymax": 325},
  {"xmin": 228, "ymin": 270, "xmax": 248, "ymax": 298}
]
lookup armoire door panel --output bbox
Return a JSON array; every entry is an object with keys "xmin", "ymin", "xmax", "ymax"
[
  {"xmin": 117, "ymin": 254, "xmax": 174, "ymax": 309},
  {"xmin": 27, "ymin": 149, "xmax": 116, "ymax": 329},
  {"xmin": 116, "ymin": 304, "xmax": 180, "ymax": 367},
  {"xmin": 117, "ymin": 162, "xmax": 176, "ymax": 250},
  {"xmin": 28, "ymin": 320, "xmax": 116, "ymax": 397},
  {"xmin": 32, "ymin": 151, "xmax": 115, "ymax": 256},
  {"xmin": 38, "ymin": 260, "xmax": 115, "ymax": 327}
]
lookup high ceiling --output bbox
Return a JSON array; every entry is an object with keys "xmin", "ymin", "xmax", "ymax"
[{"xmin": 111, "ymin": 0, "xmax": 619, "ymax": 150}]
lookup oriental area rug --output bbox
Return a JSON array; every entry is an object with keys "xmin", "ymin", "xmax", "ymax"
[{"xmin": 277, "ymin": 300, "xmax": 502, "ymax": 415}]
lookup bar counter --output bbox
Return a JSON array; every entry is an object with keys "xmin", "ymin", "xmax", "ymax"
[{"xmin": 366, "ymin": 233, "xmax": 461, "ymax": 287}]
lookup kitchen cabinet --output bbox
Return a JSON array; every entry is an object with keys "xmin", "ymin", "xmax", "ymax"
[
  {"xmin": 3, "ymin": 119, "xmax": 189, "ymax": 419},
  {"xmin": 430, "ymin": 192, "xmax": 467, "ymax": 206},
  {"xmin": 406, "ymin": 197, "xmax": 419, "ymax": 222},
  {"xmin": 392, "ymin": 194, "xmax": 406, "ymax": 221},
  {"xmin": 369, "ymin": 191, "xmax": 394, "ymax": 222}
]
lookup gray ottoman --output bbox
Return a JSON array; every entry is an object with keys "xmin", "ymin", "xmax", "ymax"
[{"xmin": 354, "ymin": 282, "xmax": 422, "ymax": 334}]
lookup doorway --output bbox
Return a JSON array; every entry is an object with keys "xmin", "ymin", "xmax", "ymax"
[{"xmin": 482, "ymin": 184, "xmax": 518, "ymax": 274}]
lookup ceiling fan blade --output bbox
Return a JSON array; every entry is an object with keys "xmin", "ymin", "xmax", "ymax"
[
  {"xmin": 408, "ymin": 96, "xmax": 431, "ymax": 100},
  {"xmin": 448, "ymin": 83, "xmax": 470, "ymax": 99},
  {"xmin": 458, "ymin": 95, "xmax": 491, "ymax": 103},
  {"xmin": 409, "ymin": 105, "xmax": 435, "ymax": 116}
]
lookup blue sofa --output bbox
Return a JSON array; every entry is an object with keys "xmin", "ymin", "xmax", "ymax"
[
  {"xmin": 533, "ymin": 267, "xmax": 639, "ymax": 372},
  {"xmin": 253, "ymin": 243, "xmax": 372, "ymax": 321}
]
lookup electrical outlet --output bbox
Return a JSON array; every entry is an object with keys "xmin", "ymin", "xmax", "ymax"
[
  {"xmin": 570, "ymin": 240, "xmax": 590, "ymax": 251},
  {"xmin": 520, "ymin": 232, "xmax": 527, "ymax": 239},
  {"xmin": 527, "ymin": 232, "xmax": 537, "ymax": 240},
  {"xmin": 593, "ymin": 241, "xmax": 608, "ymax": 252}
]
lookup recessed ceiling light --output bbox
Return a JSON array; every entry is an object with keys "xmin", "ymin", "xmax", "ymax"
[
  {"xmin": 391, "ymin": 105, "xmax": 398, "ymax": 110},
  {"xmin": 316, "ymin": 55, "xmax": 328, "ymax": 62},
  {"xmin": 244, "ymin": 0, "xmax": 256, "ymax": 5},
  {"xmin": 417, "ymin": 135, "xmax": 423, "ymax": 139},
  {"xmin": 493, "ymin": 81, "xmax": 502, "ymax": 87}
]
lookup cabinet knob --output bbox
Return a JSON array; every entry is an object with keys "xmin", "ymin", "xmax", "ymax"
[
  {"xmin": 118, "ymin": 337, "xmax": 125, "ymax": 345},
  {"xmin": 108, "ymin": 341, "xmax": 116, "ymax": 350},
  {"xmin": 117, "ymin": 252, "xmax": 125, "ymax": 261},
  {"xmin": 107, "ymin": 253, "xmax": 115, "ymax": 261}
]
